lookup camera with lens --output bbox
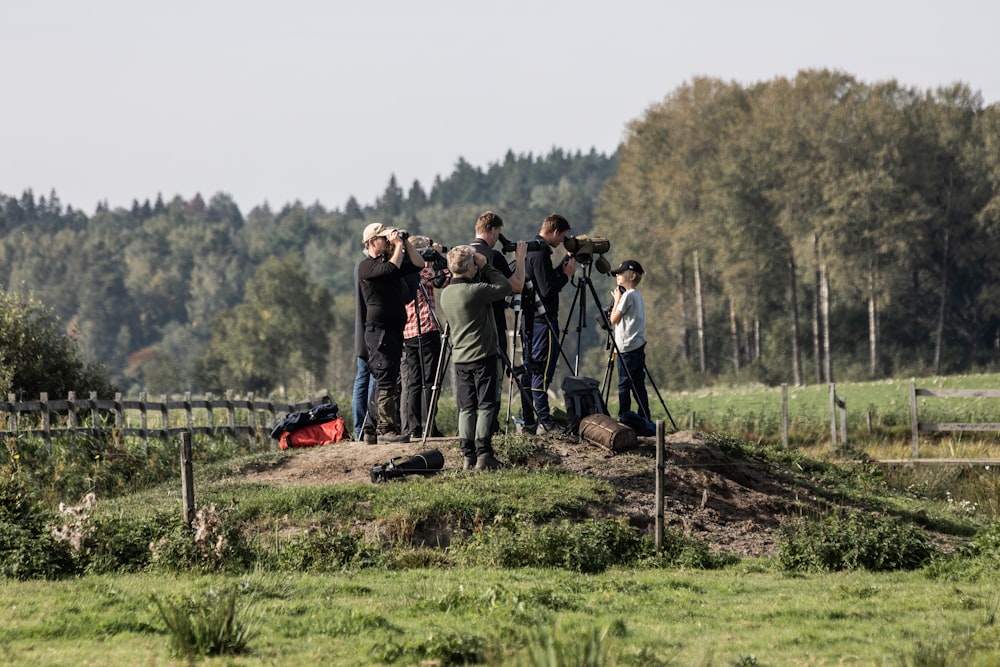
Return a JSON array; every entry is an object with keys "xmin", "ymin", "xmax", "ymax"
[
  {"xmin": 418, "ymin": 246, "xmax": 448, "ymax": 271},
  {"xmin": 563, "ymin": 234, "xmax": 612, "ymax": 273},
  {"xmin": 498, "ymin": 233, "xmax": 546, "ymax": 253},
  {"xmin": 418, "ymin": 245, "xmax": 450, "ymax": 288}
]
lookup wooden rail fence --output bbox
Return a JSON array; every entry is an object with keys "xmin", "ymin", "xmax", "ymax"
[
  {"xmin": 904, "ymin": 381, "xmax": 1000, "ymax": 463},
  {"xmin": 0, "ymin": 390, "xmax": 332, "ymax": 452}
]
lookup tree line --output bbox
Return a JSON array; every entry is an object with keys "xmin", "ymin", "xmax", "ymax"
[
  {"xmin": 596, "ymin": 69, "xmax": 1000, "ymax": 387},
  {"xmin": 0, "ymin": 148, "xmax": 616, "ymax": 398},
  {"xmin": 3, "ymin": 68, "xmax": 999, "ymax": 400}
]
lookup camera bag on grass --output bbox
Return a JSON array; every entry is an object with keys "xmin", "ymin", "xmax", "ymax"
[
  {"xmin": 561, "ymin": 375, "xmax": 607, "ymax": 434},
  {"xmin": 578, "ymin": 413, "xmax": 637, "ymax": 453},
  {"xmin": 270, "ymin": 402, "xmax": 346, "ymax": 450},
  {"xmin": 370, "ymin": 449, "xmax": 445, "ymax": 483}
]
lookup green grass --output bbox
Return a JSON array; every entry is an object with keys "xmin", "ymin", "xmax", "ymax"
[{"xmin": 1, "ymin": 567, "xmax": 999, "ymax": 666}]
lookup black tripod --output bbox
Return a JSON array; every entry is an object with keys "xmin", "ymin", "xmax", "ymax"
[
  {"xmin": 406, "ymin": 280, "xmax": 444, "ymax": 439},
  {"xmin": 560, "ymin": 262, "xmax": 676, "ymax": 429}
]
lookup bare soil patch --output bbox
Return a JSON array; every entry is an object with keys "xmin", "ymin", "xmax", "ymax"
[{"xmin": 237, "ymin": 429, "xmax": 864, "ymax": 558}]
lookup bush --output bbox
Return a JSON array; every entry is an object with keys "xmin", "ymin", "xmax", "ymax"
[
  {"xmin": 455, "ymin": 516, "xmax": 651, "ymax": 573},
  {"xmin": 0, "ymin": 473, "xmax": 77, "ymax": 579},
  {"xmin": 778, "ymin": 510, "xmax": 937, "ymax": 572},
  {"xmin": 149, "ymin": 504, "xmax": 257, "ymax": 573},
  {"xmin": 273, "ymin": 526, "xmax": 384, "ymax": 572}
]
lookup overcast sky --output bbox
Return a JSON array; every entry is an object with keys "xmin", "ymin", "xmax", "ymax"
[{"xmin": 3, "ymin": 0, "xmax": 998, "ymax": 215}]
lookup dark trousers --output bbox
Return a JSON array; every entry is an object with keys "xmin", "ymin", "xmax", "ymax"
[
  {"xmin": 402, "ymin": 330, "xmax": 441, "ymax": 437},
  {"xmin": 519, "ymin": 314, "xmax": 560, "ymax": 425},
  {"xmin": 617, "ymin": 345, "xmax": 650, "ymax": 419},
  {"xmin": 364, "ymin": 325, "xmax": 403, "ymax": 434},
  {"xmin": 455, "ymin": 355, "xmax": 499, "ymax": 456}
]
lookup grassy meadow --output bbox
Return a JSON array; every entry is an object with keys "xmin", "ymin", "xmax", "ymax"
[
  {"xmin": 2, "ymin": 566, "xmax": 1000, "ymax": 666},
  {"xmin": 4, "ymin": 373, "xmax": 1000, "ymax": 665}
]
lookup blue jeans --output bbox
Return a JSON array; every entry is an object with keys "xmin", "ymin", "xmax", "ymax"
[
  {"xmin": 351, "ymin": 357, "xmax": 375, "ymax": 439},
  {"xmin": 617, "ymin": 345, "xmax": 650, "ymax": 420},
  {"xmin": 520, "ymin": 315, "xmax": 560, "ymax": 425}
]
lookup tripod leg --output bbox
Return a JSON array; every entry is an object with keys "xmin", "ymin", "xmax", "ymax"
[{"xmin": 423, "ymin": 323, "xmax": 451, "ymax": 447}]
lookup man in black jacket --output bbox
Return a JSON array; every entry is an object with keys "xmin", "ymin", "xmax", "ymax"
[
  {"xmin": 357, "ymin": 222, "xmax": 424, "ymax": 443},
  {"xmin": 519, "ymin": 214, "xmax": 576, "ymax": 433}
]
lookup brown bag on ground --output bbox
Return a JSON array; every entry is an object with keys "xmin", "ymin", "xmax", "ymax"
[{"xmin": 578, "ymin": 413, "xmax": 637, "ymax": 452}]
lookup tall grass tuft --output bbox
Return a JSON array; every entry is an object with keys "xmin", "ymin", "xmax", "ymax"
[
  {"xmin": 151, "ymin": 585, "xmax": 256, "ymax": 658},
  {"xmin": 511, "ymin": 621, "xmax": 626, "ymax": 667}
]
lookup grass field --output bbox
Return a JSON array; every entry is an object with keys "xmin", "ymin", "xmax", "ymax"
[
  {"xmin": 2, "ymin": 566, "xmax": 999, "ymax": 666},
  {"xmin": 5, "ymin": 374, "xmax": 1000, "ymax": 665}
]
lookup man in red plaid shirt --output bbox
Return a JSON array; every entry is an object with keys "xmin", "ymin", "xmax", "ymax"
[{"xmin": 402, "ymin": 236, "xmax": 450, "ymax": 438}]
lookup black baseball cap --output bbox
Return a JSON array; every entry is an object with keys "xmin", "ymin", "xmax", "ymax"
[{"xmin": 609, "ymin": 260, "xmax": 644, "ymax": 275}]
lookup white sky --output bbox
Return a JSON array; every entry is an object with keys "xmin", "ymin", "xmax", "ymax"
[{"xmin": 2, "ymin": 0, "xmax": 998, "ymax": 215}]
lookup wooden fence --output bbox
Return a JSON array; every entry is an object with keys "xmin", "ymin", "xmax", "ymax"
[
  {"xmin": 0, "ymin": 390, "xmax": 333, "ymax": 452},
  {"xmin": 904, "ymin": 381, "xmax": 1000, "ymax": 463}
]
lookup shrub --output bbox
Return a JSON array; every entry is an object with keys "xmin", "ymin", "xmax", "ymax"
[
  {"xmin": 273, "ymin": 526, "xmax": 384, "ymax": 572},
  {"xmin": 455, "ymin": 516, "xmax": 651, "ymax": 573},
  {"xmin": 149, "ymin": 504, "xmax": 257, "ymax": 573},
  {"xmin": 0, "ymin": 472, "xmax": 77, "ymax": 579},
  {"xmin": 778, "ymin": 510, "xmax": 937, "ymax": 572}
]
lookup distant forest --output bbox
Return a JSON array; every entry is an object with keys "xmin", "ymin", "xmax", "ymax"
[
  {"xmin": 0, "ymin": 148, "xmax": 616, "ymax": 397},
  {"xmin": 3, "ymin": 68, "xmax": 1000, "ymax": 399}
]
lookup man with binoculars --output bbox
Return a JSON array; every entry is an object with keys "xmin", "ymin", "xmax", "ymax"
[
  {"xmin": 519, "ymin": 214, "xmax": 577, "ymax": 434},
  {"xmin": 357, "ymin": 222, "xmax": 425, "ymax": 444}
]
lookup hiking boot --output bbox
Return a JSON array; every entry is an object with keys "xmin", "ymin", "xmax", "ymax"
[
  {"xmin": 463, "ymin": 455, "xmax": 477, "ymax": 471},
  {"xmin": 518, "ymin": 422, "xmax": 537, "ymax": 435},
  {"xmin": 380, "ymin": 432, "xmax": 410, "ymax": 443},
  {"xmin": 364, "ymin": 432, "xmax": 378, "ymax": 445},
  {"xmin": 475, "ymin": 453, "xmax": 509, "ymax": 471}
]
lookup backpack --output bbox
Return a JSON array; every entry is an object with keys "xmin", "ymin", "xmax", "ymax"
[
  {"xmin": 270, "ymin": 402, "xmax": 342, "ymax": 443},
  {"xmin": 560, "ymin": 376, "xmax": 607, "ymax": 434}
]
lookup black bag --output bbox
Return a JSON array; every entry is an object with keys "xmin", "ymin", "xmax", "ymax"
[
  {"xmin": 370, "ymin": 449, "xmax": 445, "ymax": 483},
  {"xmin": 561, "ymin": 376, "xmax": 607, "ymax": 434},
  {"xmin": 269, "ymin": 402, "xmax": 339, "ymax": 440}
]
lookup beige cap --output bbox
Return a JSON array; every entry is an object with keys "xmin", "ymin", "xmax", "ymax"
[{"xmin": 362, "ymin": 222, "xmax": 396, "ymax": 244}]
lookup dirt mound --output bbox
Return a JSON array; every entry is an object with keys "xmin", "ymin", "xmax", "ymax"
[{"xmin": 239, "ymin": 430, "xmax": 828, "ymax": 558}]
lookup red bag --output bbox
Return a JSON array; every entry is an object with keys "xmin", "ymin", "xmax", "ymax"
[{"xmin": 278, "ymin": 417, "xmax": 346, "ymax": 450}]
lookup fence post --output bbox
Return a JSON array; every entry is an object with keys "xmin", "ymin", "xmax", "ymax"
[
  {"xmin": 781, "ymin": 383, "xmax": 789, "ymax": 448},
  {"xmin": 159, "ymin": 395, "xmax": 169, "ymax": 439},
  {"xmin": 90, "ymin": 391, "xmax": 99, "ymax": 440},
  {"xmin": 205, "ymin": 392, "xmax": 216, "ymax": 433},
  {"xmin": 247, "ymin": 392, "xmax": 259, "ymax": 448},
  {"xmin": 184, "ymin": 391, "xmax": 193, "ymax": 434},
  {"xmin": 225, "ymin": 390, "xmax": 236, "ymax": 435},
  {"xmin": 41, "ymin": 392, "xmax": 51, "ymax": 454},
  {"xmin": 139, "ymin": 391, "xmax": 149, "ymax": 454},
  {"xmin": 909, "ymin": 380, "xmax": 920, "ymax": 457},
  {"xmin": 114, "ymin": 392, "xmax": 123, "ymax": 436},
  {"xmin": 829, "ymin": 383, "xmax": 837, "ymax": 446},
  {"xmin": 839, "ymin": 396, "xmax": 847, "ymax": 447},
  {"xmin": 180, "ymin": 432, "xmax": 195, "ymax": 527},
  {"xmin": 654, "ymin": 419, "xmax": 665, "ymax": 556}
]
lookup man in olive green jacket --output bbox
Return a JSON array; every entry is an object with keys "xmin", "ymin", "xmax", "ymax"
[{"xmin": 439, "ymin": 242, "xmax": 525, "ymax": 469}]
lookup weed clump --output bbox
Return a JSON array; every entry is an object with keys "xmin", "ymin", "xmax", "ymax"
[{"xmin": 778, "ymin": 509, "xmax": 936, "ymax": 571}]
